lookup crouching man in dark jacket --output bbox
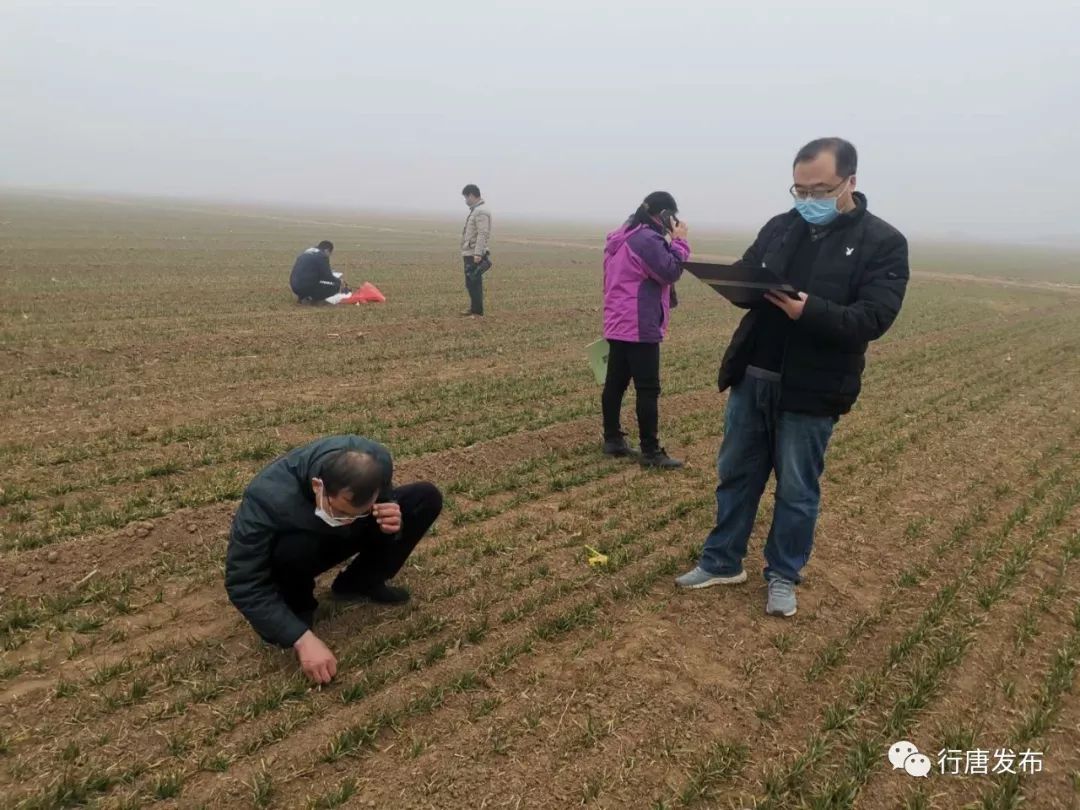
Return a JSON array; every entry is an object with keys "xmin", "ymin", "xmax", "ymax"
[
  {"xmin": 676, "ymin": 138, "xmax": 909, "ymax": 619},
  {"xmin": 226, "ymin": 435, "xmax": 442, "ymax": 684},
  {"xmin": 290, "ymin": 240, "xmax": 347, "ymax": 304}
]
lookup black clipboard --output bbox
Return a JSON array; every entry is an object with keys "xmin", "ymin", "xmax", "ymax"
[{"xmin": 684, "ymin": 261, "xmax": 798, "ymax": 307}]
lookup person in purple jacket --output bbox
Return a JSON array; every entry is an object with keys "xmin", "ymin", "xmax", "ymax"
[{"xmin": 601, "ymin": 191, "xmax": 691, "ymax": 469}]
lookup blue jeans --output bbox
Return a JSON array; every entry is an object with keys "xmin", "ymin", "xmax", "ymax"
[{"xmin": 699, "ymin": 374, "xmax": 835, "ymax": 584}]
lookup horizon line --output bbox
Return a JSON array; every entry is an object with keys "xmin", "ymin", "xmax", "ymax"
[{"xmin": 2, "ymin": 184, "xmax": 1079, "ymax": 250}]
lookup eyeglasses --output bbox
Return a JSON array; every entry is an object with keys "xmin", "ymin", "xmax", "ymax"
[
  {"xmin": 318, "ymin": 488, "xmax": 372, "ymax": 522},
  {"xmin": 318, "ymin": 496, "xmax": 355, "ymax": 523},
  {"xmin": 789, "ymin": 178, "xmax": 850, "ymax": 201},
  {"xmin": 324, "ymin": 503, "xmax": 367, "ymax": 522}
]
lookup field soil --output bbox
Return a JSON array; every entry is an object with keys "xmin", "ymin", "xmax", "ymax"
[{"xmin": 2, "ymin": 193, "xmax": 1079, "ymax": 809}]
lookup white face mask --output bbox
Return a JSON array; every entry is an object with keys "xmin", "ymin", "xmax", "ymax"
[
  {"xmin": 315, "ymin": 506, "xmax": 353, "ymax": 528},
  {"xmin": 313, "ymin": 480, "xmax": 359, "ymax": 527}
]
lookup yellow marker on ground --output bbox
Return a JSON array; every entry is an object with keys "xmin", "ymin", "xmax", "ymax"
[{"xmin": 584, "ymin": 545, "xmax": 609, "ymax": 566}]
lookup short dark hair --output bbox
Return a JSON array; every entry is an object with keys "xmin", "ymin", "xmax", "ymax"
[
  {"xmin": 319, "ymin": 450, "xmax": 383, "ymax": 506},
  {"xmin": 793, "ymin": 138, "xmax": 858, "ymax": 177},
  {"xmin": 461, "ymin": 184, "xmax": 481, "ymax": 198},
  {"xmin": 316, "ymin": 240, "xmax": 334, "ymax": 252}
]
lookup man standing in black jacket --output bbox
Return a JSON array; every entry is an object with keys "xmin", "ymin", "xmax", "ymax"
[
  {"xmin": 226, "ymin": 436, "xmax": 442, "ymax": 684},
  {"xmin": 676, "ymin": 138, "xmax": 909, "ymax": 618}
]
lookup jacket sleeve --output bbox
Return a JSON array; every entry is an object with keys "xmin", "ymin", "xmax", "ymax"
[
  {"xmin": 733, "ymin": 219, "xmax": 776, "ymax": 269},
  {"xmin": 374, "ymin": 444, "xmax": 395, "ymax": 502},
  {"xmin": 369, "ymin": 445, "xmax": 402, "ymax": 538},
  {"xmin": 798, "ymin": 231, "xmax": 909, "ymax": 346},
  {"xmin": 634, "ymin": 231, "xmax": 689, "ymax": 286},
  {"xmin": 225, "ymin": 496, "xmax": 309, "ymax": 648},
  {"xmin": 473, "ymin": 210, "xmax": 491, "ymax": 256},
  {"xmin": 730, "ymin": 217, "xmax": 783, "ymax": 310},
  {"xmin": 315, "ymin": 253, "xmax": 335, "ymax": 282}
]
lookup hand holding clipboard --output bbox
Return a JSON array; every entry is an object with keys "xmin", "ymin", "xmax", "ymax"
[{"xmin": 683, "ymin": 261, "xmax": 801, "ymax": 308}]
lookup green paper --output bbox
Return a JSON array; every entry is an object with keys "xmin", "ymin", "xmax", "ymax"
[{"xmin": 586, "ymin": 338, "xmax": 609, "ymax": 385}]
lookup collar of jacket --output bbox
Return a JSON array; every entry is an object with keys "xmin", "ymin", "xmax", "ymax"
[
  {"xmin": 621, "ymin": 216, "xmax": 666, "ymax": 237},
  {"xmin": 468, "ymin": 199, "xmax": 486, "ymax": 210}
]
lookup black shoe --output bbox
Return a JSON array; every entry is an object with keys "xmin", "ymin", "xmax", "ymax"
[
  {"xmin": 332, "ymin": 581, "xmax": 411, "ymax": 605},
  {"xmin": 602, "ymin": 436, "xmax": 639, "ymax": 457},
  {"xmin": 640, "ymin": 448, "xmax": 684, "ymax": 469}
]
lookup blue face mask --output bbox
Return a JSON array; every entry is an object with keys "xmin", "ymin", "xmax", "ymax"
[
  {"xmin": 794, "ymin": 197, "xmax": 841, "ymax": 226},
  {"xmin": 792, "ymin": 179, "xmax": 850, "ymax": 226}
]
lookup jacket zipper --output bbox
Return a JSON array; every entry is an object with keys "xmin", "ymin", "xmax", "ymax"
[{"xmin": 779, "ymin": 226, "xmax": 827, "ymax": 384}]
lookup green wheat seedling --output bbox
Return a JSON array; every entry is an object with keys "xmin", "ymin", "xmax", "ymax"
[
  {"xmin": 675, "ymin": 742, "xmax": 749, "ymax": 807},
  {"xmin": 307, "ymin": 777, "xmax": 358, "ymax": 809}
]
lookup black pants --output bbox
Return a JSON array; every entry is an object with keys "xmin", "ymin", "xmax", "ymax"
[
  {"xmin": 270, "ymin": 482, "xmax": 443, "ymax": 617},
  {"xmin": 601, "ymin": 339, "xmax": 661, "ymax": 453},
  {"xmin": 292, "ymin": 277, "xmax": 341, "ymax": 303},
  {"xmin": 463, "ymin": 255, "xmax": 489, "ymax": 314}
]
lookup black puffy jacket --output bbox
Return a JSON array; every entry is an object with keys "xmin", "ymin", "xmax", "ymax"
[
  {"xmin": 225, "ymin": 435, "xmax": 394, "ymax": 647},
  {"xmin": 717, "ymin": 193, "xmax": 909, "ymax": 417},
  {"xmin": 289, "ymin": 247, "xmax": 336, "ymax": 294}
]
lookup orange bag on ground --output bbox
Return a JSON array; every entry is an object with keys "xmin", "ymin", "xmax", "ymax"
[{"xmin": 342, "ymin": 282, "xmax": 386, "ymax": 304}]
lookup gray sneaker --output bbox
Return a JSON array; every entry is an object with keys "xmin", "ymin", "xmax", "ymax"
[
  {"xmin": 766, "ymin": 576, "xmax": 797, "ymax": 617},
  {"xmin": 675, "ymin": 566, "xmax": 748, "ymax": 589}
]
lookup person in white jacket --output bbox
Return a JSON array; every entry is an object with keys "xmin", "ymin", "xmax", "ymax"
[{"xmin": 460, "ymin": 184, "xmax": 492, "ymax": 316}]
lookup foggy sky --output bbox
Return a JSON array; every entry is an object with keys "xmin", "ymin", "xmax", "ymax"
[{"xmin": 2, "ymin": 1, "xmax": 1078, "ymax": 242}]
